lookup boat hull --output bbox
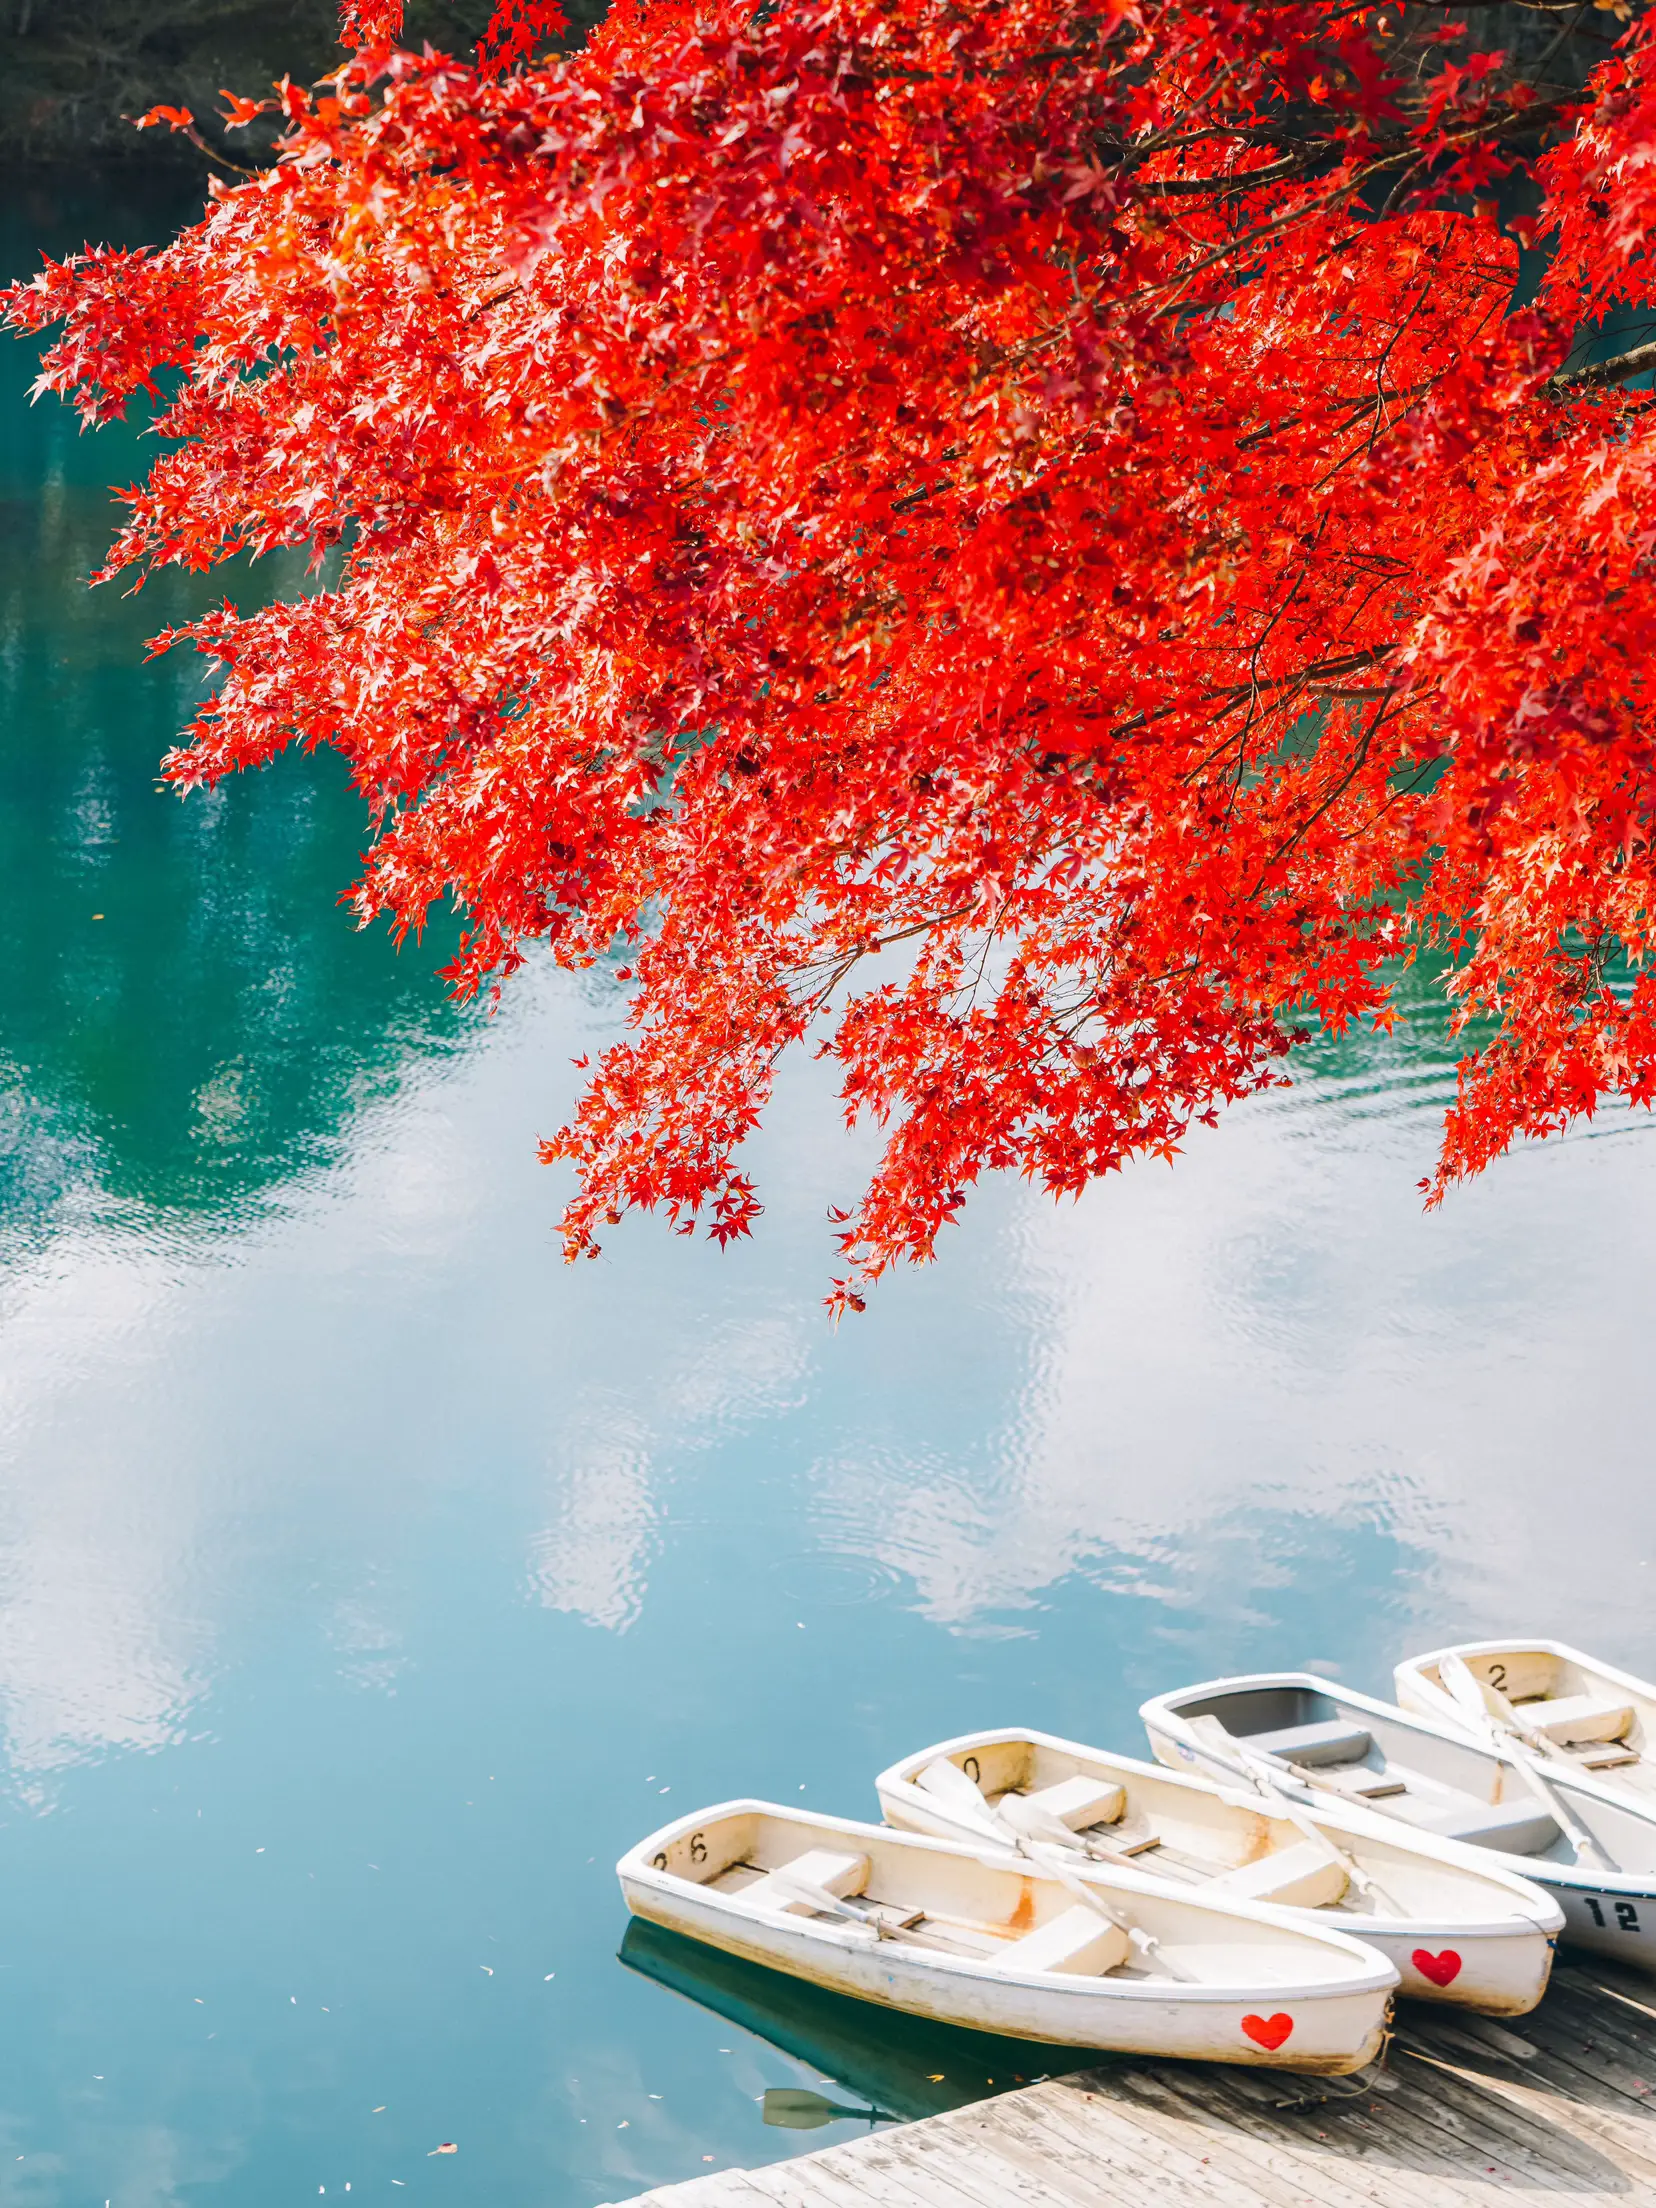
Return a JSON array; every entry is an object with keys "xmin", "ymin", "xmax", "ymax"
[
  {"xmin": 1335, "ymin": 1920, "xmax": 1552, "ymax": 2014},
  {"xmin": 1539, "ymin": 1879, "xmax": 1656, "ymax": 1967},
  {"xmin": 621, "ymin": 1870, "xmax": 1392, "ymax": 2071}
]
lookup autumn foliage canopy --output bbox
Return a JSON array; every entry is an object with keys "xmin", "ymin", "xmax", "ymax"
[{"xmin": 7, "ymin": 0, "xmax": 1656, "ymax": 1307}]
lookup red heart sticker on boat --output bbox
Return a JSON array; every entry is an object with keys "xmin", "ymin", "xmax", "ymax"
[
  {"xmin": 1412, "ymin": 1948, "xmax": 1463, "ymax": 1988},
  {"xmin": 1242, "ymin": 2013, "xmax": 1294, "ymax": 2051}
]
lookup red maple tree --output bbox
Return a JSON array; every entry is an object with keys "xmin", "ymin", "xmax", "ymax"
[{"xmin": 8, "ymin": 0, "xmax": 1656, "ymax": 1310}]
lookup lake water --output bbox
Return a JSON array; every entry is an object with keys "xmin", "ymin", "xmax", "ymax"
[{"xmin": 5, "ymin": 172, "xmax": 1656, "ymax": 2208}]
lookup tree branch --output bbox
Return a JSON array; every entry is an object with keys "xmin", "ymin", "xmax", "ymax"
[
  {"xmin": 1137, "ymin": 153, "xmax": 1313, "ymax": 197},
  {"xmin": 1548, "ymin": 341, "xmax": 1656, "ymax": 395}
]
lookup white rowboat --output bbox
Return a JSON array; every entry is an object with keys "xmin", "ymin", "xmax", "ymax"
[
  {"xmin": 876, "ymin": 1727, "xmax": 1560, "ymax": 2015},
  {"xmin": 1141, "ymin": 1671, "xmax": 1656, "ymax": 1971},
  {"xmin": 618, "ymin": 1799, "xmax": 1398, "ymax": 2072},
  {"xmin": 1396, "ymin": 1639, "xmax": 1656, "ymax": 1812}
]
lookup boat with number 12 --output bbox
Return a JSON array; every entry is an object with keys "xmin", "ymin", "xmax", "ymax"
[{"xmin": 1140, "ymin": 1671, "xmax": 1656, "ymax": 1969}]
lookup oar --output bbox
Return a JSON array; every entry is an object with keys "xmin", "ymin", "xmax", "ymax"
[
  {"xmin": 916, "ymin": 1756, "xmax": 1015, "ymax": 1840},
  {"xmin": 1438, "ymin": 1654, "xmax": 1619, "ymax": 1874},
  {"xmin": 1181, "ymin": 1717, "xmax": 1403, "ymax": 1914},
  {"xmin": 996, "ymin": 1786, "xmax": 1158, "ymax": 1871},
  {"xmin": 918, "ymin": 1757, "xmax": 1150, "ymax": 1870},
  {"xmin": 1439, "ymin": 1653, "xmax": 1557, "ymax": 1757},
  {"xmin": 916, "ymin": 1759, "xmax": 1198, "ymax": 1982},
  {"xmin": 764, "ymin": 1867, "xmax": 964, "ymax": 1953},
  {"xmin": 766, "ymin": 1866, "xmax": 886, "ymax": 1932}
]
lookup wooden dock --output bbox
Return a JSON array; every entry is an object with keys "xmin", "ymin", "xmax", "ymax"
[{"xmin": 614, "ymin": 1955, "xmax": 1656, "ymax": 2208}]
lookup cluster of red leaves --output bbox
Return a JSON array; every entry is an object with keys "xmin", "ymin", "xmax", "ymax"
[
  {"xmin": 8, "ymin": 0, "xmax": 1656, "ymax": 1309},
  {"xmin": 477, "ymin": 0, "xmax": 572, "ymax": 78}
]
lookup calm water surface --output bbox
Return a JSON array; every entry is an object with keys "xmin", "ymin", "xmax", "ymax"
[{"xmin": 5, "ymin": 175, "xmax": 1656, "ymax": 2208}]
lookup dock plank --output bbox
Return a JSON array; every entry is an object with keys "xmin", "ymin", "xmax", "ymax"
[
  {"xmin": 992, "ymin": 2078, "xmax": 1287, "ymax": 2208},
  {"xmin": 1121, "ymin": 2063, "xmax": 1466, "ymax": 2208},
  {"xmin": 603, "ymin": 1958, "xmax": 1656, "ymax": 2208}
]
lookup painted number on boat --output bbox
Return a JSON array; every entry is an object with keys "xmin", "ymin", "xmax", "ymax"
[
  {"xmin": 1582, "ymin": 1897, "xmax": 1640, "ymax": 1932},
  {"xmin": 1487, "ymin": 1661, "xmax": 1508, "ymax": 1691},
  {"xmin": 690, "ymin": 1832, "xmax": 708, "ymax": 1864},
  {"xmin": 962, "ymin": 1757, "xmax": 981, "ymax": 1783}
]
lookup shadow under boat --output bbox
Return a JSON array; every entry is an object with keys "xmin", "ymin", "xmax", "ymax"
[{"xmin": 618, "ymin": 1917, "xmax": 1104, "ymax": 2126}]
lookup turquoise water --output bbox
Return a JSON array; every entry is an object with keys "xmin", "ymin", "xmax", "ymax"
[{"xmin": 5, "ymin": 175, "xmax": 1656, "ymax": 2208}]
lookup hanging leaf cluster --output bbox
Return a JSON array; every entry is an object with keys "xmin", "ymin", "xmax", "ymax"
[{"xmin": 7, "ymin": 0, "xmax": 1656, "ymax": 1309}]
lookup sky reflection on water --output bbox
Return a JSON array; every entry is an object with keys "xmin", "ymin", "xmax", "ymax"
[{"xmin": 3, "ymin": 173, "xmax": 1656, "ymax": 2208}]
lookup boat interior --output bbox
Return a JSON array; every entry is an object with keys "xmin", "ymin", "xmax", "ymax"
[
  {"xmin": 891, "ymin": 1735, "xmax": 1527, "ymax": 1922},
  {"xmin": 636, "ymin": 1808, "xmax": 1374, "ymax": 1986},
  {"xmin": 1162, "ymin": 1682, "xmax": 1656, "ymax": 1874},
  {"xmin": 1416, "ymin": 1647, "xmax": 1656, "ymax": 1794}
]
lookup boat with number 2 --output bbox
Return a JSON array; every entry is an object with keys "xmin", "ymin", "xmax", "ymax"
[{"xmin": 1395, "ymin": 1639, "xmax": 1656, "ymax": 1814}]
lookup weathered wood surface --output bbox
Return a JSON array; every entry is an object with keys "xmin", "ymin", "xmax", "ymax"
[{"xmin": 612, "ymin": 1955, "xmax": 1656, "ymax": 2208}]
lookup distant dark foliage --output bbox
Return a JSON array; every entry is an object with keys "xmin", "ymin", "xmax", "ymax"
[{"xmin": 1, "ymin": 0, "xmax": 609, "ymax": 166}]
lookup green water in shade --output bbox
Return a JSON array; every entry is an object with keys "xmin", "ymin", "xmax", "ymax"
[{"xmin": 3, "ymin": 172, "xmax": 1656, "ymax": 2208}]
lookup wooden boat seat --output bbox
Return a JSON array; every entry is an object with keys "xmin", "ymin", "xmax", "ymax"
[
  {"xmin": 992, "ymin": 1904, "xmax": 1130, "ymax": 1977},
  {"xmin": 739, "ymin": 1849, "xmax": 871, "ymax": 1915},
  {"xmin": 1523, "ymin": 1693, "xmax": 1634, "ymax": 1747},
  {"xmin": 1412, "ymin": 1797, "xmax": 1561, "ymax": 1855},
  {"xmin": 1249, "ymin": 1718, "xmax": 1374, "ymax": 1768},
  {"xmin": 1569, "ymin": 1740, "xmax": 1642, "ymax": 1770},
  {"xmin": 1019, "ymin": 1775, "xmax": 1127, "ymax": 1830},
  {"xmin": 1314, "ymin": 1765, "xmax": 1408, "ymax": 1801},
  {"xmin": 1212, "ymin": 1839, "xmax": 1348, "ymax": 1909}
]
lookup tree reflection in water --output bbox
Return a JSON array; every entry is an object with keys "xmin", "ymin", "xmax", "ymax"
[{"xmin": 0, "ymin": 177, "xmax": 469, "ymax": 1240}]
